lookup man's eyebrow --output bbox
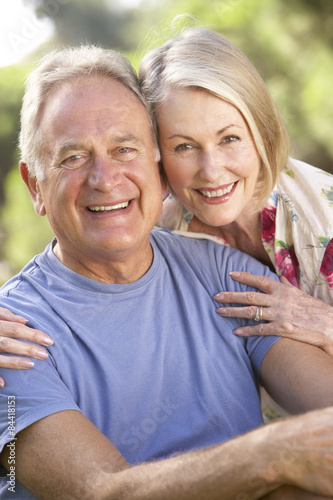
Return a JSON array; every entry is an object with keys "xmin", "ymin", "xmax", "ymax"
[
  {"xmin": 49, "ymin": 142, "xmax": 85, "ymax": 165},
  {"xmin": 53, "ymin": 134, "xmax": 144, "ymax": 161},
  {"xmin": 56, "ymin": 142, "xmax": 86, "ymax": 157},
  {"xmin": 113, "ymin": 134, "xmax": 144, "ymax": 145}
]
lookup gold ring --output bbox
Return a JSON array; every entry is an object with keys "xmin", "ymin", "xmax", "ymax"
[{"xmin": 253, "ymin": 306, "xmax": 263, "ymax": 322}]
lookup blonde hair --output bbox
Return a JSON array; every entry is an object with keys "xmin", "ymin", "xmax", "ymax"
[
  {"xmin": 139, "ymin": 27, "xmax": 289, "ymax": 208},
  {"xmin": 20, "ymin": 45, "xmax": 158, "ymax": 180}
]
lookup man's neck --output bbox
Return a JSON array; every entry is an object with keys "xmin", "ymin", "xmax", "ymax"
[{"xmin": 53, "ymin": 241, "xmax": 154, "ymax": 284}]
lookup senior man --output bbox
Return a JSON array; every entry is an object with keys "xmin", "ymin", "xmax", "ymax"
[{"xmin": 0, "ymin": 45, "xmax": 333, "ymax": 500}]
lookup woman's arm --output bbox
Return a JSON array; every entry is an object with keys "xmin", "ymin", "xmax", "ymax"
[
  {"xmin": 0, "ymin": 307, "xmax": 53, "ymax": 387},
  {"xmin": 215, "ymin": 271, "xmax": 333, "ymax": 356}
]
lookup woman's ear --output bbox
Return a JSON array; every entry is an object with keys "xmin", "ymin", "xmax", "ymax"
[{"xmin": 19, "ymin": 162, "xmax": 46, "ymax": 216}]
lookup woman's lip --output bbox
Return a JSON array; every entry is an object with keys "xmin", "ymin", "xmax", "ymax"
[{"xmin": 195, "ymin": 181, "xmax": 238, "ymax": 201}]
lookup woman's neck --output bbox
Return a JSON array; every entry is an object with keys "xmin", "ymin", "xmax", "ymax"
[{"xmin": 188, "ymin": 211, "xmax": 273, "ymax": 269}]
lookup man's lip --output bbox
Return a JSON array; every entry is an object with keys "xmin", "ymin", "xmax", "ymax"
[{"xmin": 195, "ymin": 181, "xmax": 238, "ymax": 199}]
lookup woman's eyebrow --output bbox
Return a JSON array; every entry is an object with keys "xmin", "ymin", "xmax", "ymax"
[
  {"xmin": 167, "ymin": 124, "xmax": 241, "ymax": 141},
  {"xmin": 216, "ymin": 124, "xmax": 242, "ymax": 135}
]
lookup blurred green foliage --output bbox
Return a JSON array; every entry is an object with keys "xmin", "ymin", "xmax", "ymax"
[
  {"xmin": 1, "ymin": 168, "xmax": 54, "ymax": 283},
  {"xmin": 0, "ymin": 0, "xmax": 332, "ymax": 282}
]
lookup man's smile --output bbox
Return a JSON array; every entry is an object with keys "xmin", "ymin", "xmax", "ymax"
[{"xmin": 87, "ymin": 201, "xmax": 131, "ymax": 213}]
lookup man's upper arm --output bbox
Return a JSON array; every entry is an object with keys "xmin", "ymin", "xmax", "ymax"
[
  {"xmin": 261, "ymin": 338, "xmax": 333, "ymax": 414},
  {"xmin": 0, "ymin": 409, "xmax": 128, "ymax": 499},
  {"xmin": 0, "ymin": 337, "xmax": 128, "ymax": 499}
]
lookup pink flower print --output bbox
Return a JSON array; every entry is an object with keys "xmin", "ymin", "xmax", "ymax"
[
  {"xmin": 320, "ymin": 239, "xmax": 333, "ymax": 288},
  {"xmin": 261, "ymin": 205, "xmax": 276, "ymax": 248},
  {"xmin": 275, "ymin": 242, "xmax": 300, "ymax": 288}
]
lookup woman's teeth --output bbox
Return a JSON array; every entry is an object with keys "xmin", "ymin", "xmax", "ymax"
[{"xmin": 199, "ymin": 183, "xmax": 235, "ymax": 198}]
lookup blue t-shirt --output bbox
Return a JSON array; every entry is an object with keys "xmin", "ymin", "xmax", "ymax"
[{"xmin": 0, "ymin": 229, "xmax": 279, "ymax": 498}]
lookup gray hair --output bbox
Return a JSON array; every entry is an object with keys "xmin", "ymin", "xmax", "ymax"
[
  {"xmin": 139, "ymin": 27, "xmax": 289, "ymax": 208},
  {"xmin": 19, "ymin": 45, "xmax": 159, "ymax": 180}
]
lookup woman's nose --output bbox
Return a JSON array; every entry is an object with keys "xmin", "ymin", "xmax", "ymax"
[{"xmin": 199, "ymin": 150, "xmax": 226, "ymax": 183}]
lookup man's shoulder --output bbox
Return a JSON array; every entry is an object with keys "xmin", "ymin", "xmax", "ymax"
[
  {"xmin": 1, "ymin": 258, "xmax": 39, "ymax": 297},
  {"xmin": 0, "ymin": 243, "xmax": 57, "ymax": 323},
  {"xmin": 152, "ymin": 226, "xmax": 227, "ymax": 248},
  {"xmin": 151, "ymin": 226, "xmax": 229, "ymax": 258},
  {"xmin": 151, "ymin": 227, "xmax": 277, "ymax": 280}
]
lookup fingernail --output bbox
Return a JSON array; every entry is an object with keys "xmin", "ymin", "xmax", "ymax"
[
  {"xmin": 216, "ymin": 307, "xmax": 226, "ymax": 314},
  {"xmin": 233, "ymin": 329, "xmax": 242, "ymax": 335},
  {"xmin": 37, "ymin": 349, "xmax": 48, "ymax": 360},
  {"xmin": 43, "ymin": 336, "xmax": 54, "ymax": 346},
  {"xmin": 20, "ymin": 359, "xmax": 34, "ymax": 368},
  {"xmin": 0, "ymin": 380, "xmax": 4, "ymax": 388},
  {"xmin": 229, "ymin": 271, "xmax": 240, "ymax": 277},
  {"xmin": 214, "ymin": 293, "xmax": 224, "ymax": 300}
]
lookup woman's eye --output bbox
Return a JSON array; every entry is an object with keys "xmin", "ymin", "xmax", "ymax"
[
  {"xmin": 174, "ymin": 143, "xmax": 193, "ymax": 152},
  {"xmin": 223, "ymin": 135, "xmax": 240, "ymax": 144}
]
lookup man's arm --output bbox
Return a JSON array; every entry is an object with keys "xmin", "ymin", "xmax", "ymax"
[
  {"xmin": 1, "ymin": 409, "xmax": 277, "ymax": 500},
  {"xmin": 1, "ymin": 406, "xmax": 333, "ymax": 500},
  {"xmin": 263, "ymin": 487, "xmax": 332, "ymax": 500},
  {"xmin": 260, "ymin": 337, "xmax": 333, "ymax": 414}
]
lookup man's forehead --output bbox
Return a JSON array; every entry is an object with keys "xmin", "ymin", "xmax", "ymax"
[
  {"xmin": 41, "ymin": 76, "xmax": 151, "ymax": 139},
  {"xmin": 40, "ymin": 75, "xmax": 143, "ymax": 123}
]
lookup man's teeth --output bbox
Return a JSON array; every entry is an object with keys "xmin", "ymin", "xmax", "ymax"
[
  {"xmin": 199, "ymin": 183, "xmax": 235, "ymax": 198},
  {"xmin": 89, "ymin": 202, "xmax": 129, "ymax": 212}
]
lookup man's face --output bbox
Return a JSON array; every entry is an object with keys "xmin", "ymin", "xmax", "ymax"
[{"xmin": 29, "ymin": 76, "xmax": 164, "ymax": 276}]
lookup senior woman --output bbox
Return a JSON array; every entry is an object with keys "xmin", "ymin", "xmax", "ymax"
[
  {"xmin": 0, "ymin": 27, "xmax": 333, "ymax": 389},
  {"xmin": 138, "ymin": 26, "xmax": 333, "ymax": 356}
]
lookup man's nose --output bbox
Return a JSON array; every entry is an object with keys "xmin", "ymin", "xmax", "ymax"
[{"xmin": 87, "ymin": 156, "xmax": 121, "ymax": 191}]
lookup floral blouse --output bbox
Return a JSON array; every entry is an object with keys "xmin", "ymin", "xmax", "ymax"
[{"xmin": 159, "ymin": 157, "xmax": 333, "ymax": 306}]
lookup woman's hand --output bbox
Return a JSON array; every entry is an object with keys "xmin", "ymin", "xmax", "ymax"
[
  {"xmin": 214, "ymin": 271, "xmax": 333, "ymax": 356},
  {"xmin": 0, "ymin": 307, "xmax": 53, "ymax": 387}
]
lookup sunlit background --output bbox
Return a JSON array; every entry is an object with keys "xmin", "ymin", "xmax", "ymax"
[{"xmin": 0, "ymin": 0, "xmax": 332, "ymax": 283}]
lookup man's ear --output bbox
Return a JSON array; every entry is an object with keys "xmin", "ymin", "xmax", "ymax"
[
  {"xmin": 19, "ymin": 162, "xmax": 46, "ymax": 216},
  {"xmin": 158, "ymin": 161, "xmax": 168, "ymax": 193}
]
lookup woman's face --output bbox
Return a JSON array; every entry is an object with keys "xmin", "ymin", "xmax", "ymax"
[{"xmin": 157, "ymin": 89, "xmax": 261, "ymax": 227}]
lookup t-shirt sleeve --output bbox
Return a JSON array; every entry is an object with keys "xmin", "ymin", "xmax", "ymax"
[
  {"xmin": 217, "ymin": 244, "xmax": 281, "ymax": 381},
  {"xmin": 245, "ymin": 334, "xmax": 280, "ymax": 382},
  {"xmin": 0, "ymin": 354, "xmax": 81, "ymax": 455},
  {"xmin": 0, "ymin": 293, "xmax": 82, "ymax": 457}
]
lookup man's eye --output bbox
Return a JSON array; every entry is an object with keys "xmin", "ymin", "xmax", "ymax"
[
  {"xmin": 112, "ymin": 147, "xmax": 137, "ymax": 161},
  {"xmin": 61, "ymin": 154, "xmax": 87, "ymax": 169}
]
